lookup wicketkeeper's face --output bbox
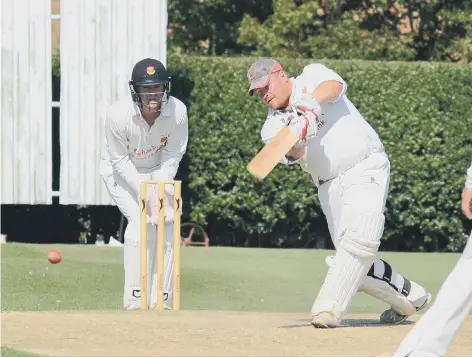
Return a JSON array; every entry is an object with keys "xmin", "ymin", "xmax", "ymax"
[{"xmin": 137, "ymin": 84, "xmax": 166, "ymax": 112}]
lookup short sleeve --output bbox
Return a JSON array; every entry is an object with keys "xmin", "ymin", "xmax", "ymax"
[{"xmin": 301, "ymin": 64, "xmax": 347, "ymax": 100}]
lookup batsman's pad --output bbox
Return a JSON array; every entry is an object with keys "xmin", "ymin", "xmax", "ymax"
[
  {"xmin": 311, "ymin": 212, "xmax": 385, "ymax": 321},
  {"xmin": 359, "ymin": 257, "xmax": 417, "ymax": 316}
]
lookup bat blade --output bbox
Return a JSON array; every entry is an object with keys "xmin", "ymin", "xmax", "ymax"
[{"xmin": 247, "ymin": 127, "xmax": 299, "ymax": 180}]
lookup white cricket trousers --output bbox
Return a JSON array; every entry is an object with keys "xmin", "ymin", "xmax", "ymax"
[
  {"xmin": 394, "ymin": 230, "xmax": 472, "ymax": 357},
  {"xmin": 317, "ymin": 152, "xmax": 429, "ymax": 316},
  {"xmin": 101, "ymin": 171, "xmax": 176, "ymax": 309}
]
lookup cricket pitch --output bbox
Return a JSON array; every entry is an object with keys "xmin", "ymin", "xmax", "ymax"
[{"xmin": 2, "ymin": 310, "xmax": 472, "ymax": 356}]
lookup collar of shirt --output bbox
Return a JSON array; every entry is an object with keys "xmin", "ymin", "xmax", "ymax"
[{"xmin": 288, "ymin": 78, "xmax": 302, "ymax": 105}]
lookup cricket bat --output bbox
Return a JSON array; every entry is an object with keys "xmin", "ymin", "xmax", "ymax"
[{"xmin": 247, "ymin": 126, "xmax": 299, "ymax": 180}]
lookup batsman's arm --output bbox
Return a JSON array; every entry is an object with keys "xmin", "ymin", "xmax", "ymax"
[
  {"xmin": 303, "ymin": 63, "xmax": 347, "ymax": 104},
  {"xmin": 286, "ymin": 65, "xmax": 345, "ymax": 158},
  {"xmin": 466, "ymin": 161, "xmax": 472, "ymax": 188},
  {"xmin": 291, "ymin": 64, "xmax": 346, "ymax": 121},
  {"xmin": 311, "ymin": 80, "xmax": 345, "ymax": 104},
  {"xmin": 104, "ymin": 109, "xmax": 143, "ymax": 200},
  {"xmin": 462, "ymin": 161, "xmax": 472, "ymax": 220},
  {"xmin": 151, "ymin": 111, "xmax": 189, "ymax": 181}
]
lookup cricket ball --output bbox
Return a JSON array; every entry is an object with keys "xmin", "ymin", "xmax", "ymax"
[{"xmin": 48, "ymin": 250, "xmax": 62, "ymax": 264}]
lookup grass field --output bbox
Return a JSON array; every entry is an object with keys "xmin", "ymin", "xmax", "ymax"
[
  {"xmin": 1, "ymin": 243, "xmax": 469, "ymax": 356},
  {"xmin": 0, "ymin": 347, "xmax": 40, "ymax": 357}
]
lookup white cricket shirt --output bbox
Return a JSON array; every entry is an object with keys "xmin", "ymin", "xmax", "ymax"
[
  {"xmin": 100, "ymin": 95, "xmax": 188, "ymax": 199},
  {"xmin": 466, "ymin": 161, "xmax": 472, "ymax": 188},
  {"xmin": 260, "ymin": 63, "xmax": 384, "ymax": 186}
]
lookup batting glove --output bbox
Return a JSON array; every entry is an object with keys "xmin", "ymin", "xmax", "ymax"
[
  {"xmin": 294, "ymin": 94, "xmax": 322, "ymax": 116},
  {"xmin": 266, "ymin": 106, "xmax": 318, "ymax": 149},
  {"xmin": 284, "ymin": 110, "xmax": 319, "ymax": 149}
]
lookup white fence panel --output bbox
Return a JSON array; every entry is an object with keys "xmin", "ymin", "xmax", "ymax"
[
  {"xmin": 1, "ymin": 0, "xmax": 52, "ymax": 204},
  {"xmin": 59, "ymin": 0, "xmax": 168, "ymax": 205}
]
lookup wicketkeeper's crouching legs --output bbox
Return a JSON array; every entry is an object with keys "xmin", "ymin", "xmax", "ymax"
[
  {"xmin": 122, "ymin": 220, "xmax": 175, "ymax": 310},
  {"xmin": 147, "ymin": 220, "xmax": 176, "ymax": 310},
  {"xmin": 102, "ymin": 172, "xmax": 176, "ymax": 310}
]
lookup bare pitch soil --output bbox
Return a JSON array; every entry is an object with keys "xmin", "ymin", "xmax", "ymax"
[{"xmin": 2, "ymin": 310, "xmax": 472, "ymax": 357}]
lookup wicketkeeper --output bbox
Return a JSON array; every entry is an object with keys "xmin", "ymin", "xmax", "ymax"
[
  {"xmin": 100, "ymin": 58, "xmax": 188, "ymax": 309},
  {"xmin": 247, "ymin": 58, "xmax": 432, "ymax": 328}
]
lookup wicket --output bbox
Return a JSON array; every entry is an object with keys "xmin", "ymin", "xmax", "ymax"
[{"xmin": 139, "ymin": 180, "xmax": 182, "ymax": 311}]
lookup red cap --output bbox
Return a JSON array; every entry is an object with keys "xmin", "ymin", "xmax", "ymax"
[{"xmin": 247, "ymin": 59, "xmax": 283, "ymax": 95}]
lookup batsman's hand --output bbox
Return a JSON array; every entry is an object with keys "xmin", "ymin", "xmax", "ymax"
[
  {"xmin": 461, "ymin": 187, "xmax": 472, "ymax": 220},
  {"xmin": 293, "ymin": 93, "xmax": 322, "ymax": 118},
  {"xmin": 276, "ymin": 108, "xmax": 317, "ymax": 148}
]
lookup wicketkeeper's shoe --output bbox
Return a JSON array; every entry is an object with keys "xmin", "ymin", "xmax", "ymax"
[
  {"xmin": 124, "ymin": 301, "xmax": 140, "ymax": 310},
  {"xmin": 311, "ymin": 312, "xmax": 340, "ymax": 328},
  {"xmin": 126, "ymin": 304, "xmax": 172, "ymax": 310},
  {"xmin": 380, "ymin": 292, "xmax": 432, "ymax": 324}
]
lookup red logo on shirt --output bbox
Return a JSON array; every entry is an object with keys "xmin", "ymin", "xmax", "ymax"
[
  {"xmin": 132, "ymin": 136, "xmax": 169, "ymax": 159},
  {"xmin": 133, "ymin": 146, "xmax": 158, "ymax": 159}
]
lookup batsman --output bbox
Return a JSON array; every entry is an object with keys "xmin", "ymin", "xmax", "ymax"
[
  {"xmin": 247, "ymin": 58, "xmax": 432, "ymax": 328},
  {"xmin": 100, "ymin": 58, "xmax": 188, "ymax": 309}
]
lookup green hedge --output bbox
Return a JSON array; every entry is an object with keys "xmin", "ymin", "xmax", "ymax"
[{"xmin": 168, "ymin": 55, "xmax": 472, "ymax": 251}]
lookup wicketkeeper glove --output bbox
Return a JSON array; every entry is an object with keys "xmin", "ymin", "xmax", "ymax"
[{"xmin": 141, "ymin": 190, "xmax": 158, "ymax": 225}]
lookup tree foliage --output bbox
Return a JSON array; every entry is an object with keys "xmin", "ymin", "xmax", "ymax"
[
  {"xmin": 238, "ymin": 0, "xmax": 472, "ymax": 62},
  {"xmin": 169, "ymin": 0, "xmax": 472, "ymax": 63},
  {"xmin": 168, "ymin": 0, "xmax": 273, "ymax": 55}
]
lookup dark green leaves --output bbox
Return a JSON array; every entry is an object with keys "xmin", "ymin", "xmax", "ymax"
[{"xmin": 169, "ymin": 56, "xmax": 472, "ymax": 251}]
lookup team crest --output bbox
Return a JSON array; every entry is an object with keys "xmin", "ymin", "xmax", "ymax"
[{"xmin": 146, "ymin": 66, "xmax": 156, "ymax": 75}]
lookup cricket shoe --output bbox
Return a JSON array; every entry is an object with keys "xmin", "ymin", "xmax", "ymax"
[
  {"xmin": 124, "ymin": 301, "xmax": 140, "ymax": 310},
  {"xmin": 125, "ymin": 303, "xmax": 172, "ymax": 310},
  {"xmin": 149, "ymin": 303, "xmax": 173, "ymax": 310},
  {"xmin": 311, "ymin": 311, "xmax": 340, "ymax": 328},
  {"xmin": 380, "ymin": 292, "xmax": 432, "ymax": 325}
]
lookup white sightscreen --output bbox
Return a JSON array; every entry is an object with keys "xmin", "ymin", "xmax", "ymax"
[
  {"xmin": 1, "ymin": 0, "xmax": 52, "ymax": 204},
  {"xmin": 59, "ymin": 0, "xmax": 168, "ymax": 205}
]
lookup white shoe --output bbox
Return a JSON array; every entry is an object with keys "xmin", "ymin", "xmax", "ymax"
[
  {"xmin": 124, "ymin": 301, "xmax": 140, "ymax": 310},
  {"xmin": 380, "ymin": 292, "xmax": 432, "ymax": 324},
  {"xmin": 311, "ymin": 311, "xmax": 340, "ymax": 328},
  {"xmin": 148, "ymin": 302, "xmax": 173, "ymax": 310},
  {"xmin": 125, "ymin": 303, "xmax": 171, "ymax": 310}
]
